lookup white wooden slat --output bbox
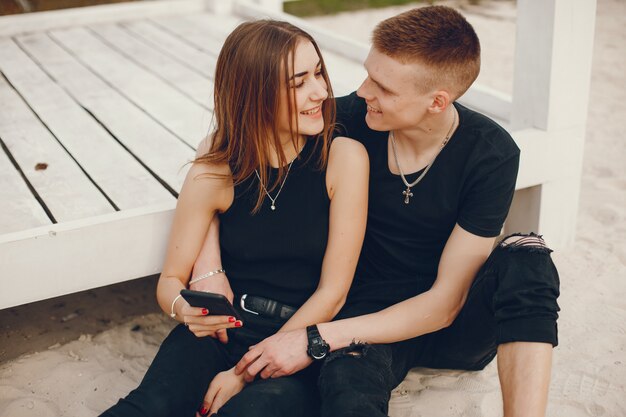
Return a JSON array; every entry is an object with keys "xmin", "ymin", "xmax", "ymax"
[
  {"xmin": 15, "ymin": 32, "xmax": 195, "ymax": 193},
  {"xmin": 122, "ymin": 20, "xmax": 218, "ymax": 81},
  {"xmin": 0, "ymin": 38, "xmax": 174, "ymax": 210},
  {"xmin": 0, "ymin": 147, "xmax": 50, "ymax": 234},
  {"xmin": 0, "ymin": 75, "xmax": 114, "ymax": 222},
  {"xmin": 89, "ymin": 23, "xmax": 214, "ymax": 110},
  {"xmin": 0, "ymin": 0, "xmax": 210, "ymax": 37},
  {"xmin": 0, "ymin": 201, "xmax": 175, "ymax": 309},
  {"xmin": 149, "ymin": 14, "xmax": 234, "ymax": 56},
  {"xmin": 176, "ymin": 12, "xmax": 242, "ymax": 42},
  {"xmin": 48, "ymin": 27, "xmax": 210, "ymax": 148}
]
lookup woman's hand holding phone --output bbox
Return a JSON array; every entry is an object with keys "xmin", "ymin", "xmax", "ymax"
[
  {"xmin": 190, "ymin": 267, "xmax": 235, "ymax": 343},
  {"xmin": 178, "ymin": 302, "xmax": 242, "ymax": 339},
  {"xmin": 179, "ymin": 290, "xmax": 243, "ymax": 341}
]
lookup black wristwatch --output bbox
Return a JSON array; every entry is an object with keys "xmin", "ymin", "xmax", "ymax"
[{"xmin": 306, "ymin": 325, "xmax": 330, "ymax": 360}]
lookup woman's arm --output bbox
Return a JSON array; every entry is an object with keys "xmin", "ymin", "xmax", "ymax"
[
  {"xmin": 278, "ymin": 137, "xmax": 369, "ymax": 331},
  {"xmin": 235, "ymin": 137, "xmax": 369, "ymax": 380},
  {"xmin": 156, "ymin": 161, "xmax": 241, "ymax": 337}
]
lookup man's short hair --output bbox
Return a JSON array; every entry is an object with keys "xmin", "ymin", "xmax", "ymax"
[{"xmin": 372, "ymin": 6, "xmax": 480, "ymax": 98}]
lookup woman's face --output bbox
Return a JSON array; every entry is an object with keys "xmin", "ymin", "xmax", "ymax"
[{"xmin": 277, "ymin": 39, "xmax": 329, "ymax": 143}]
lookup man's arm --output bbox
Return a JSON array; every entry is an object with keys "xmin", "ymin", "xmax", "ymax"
[
  {"xmin": 235, "ymin": 224, "xmax": 495, "ymax": 379},
  {"xmin": 318, "ymin": 224, "xmax": 495, "ymax": 349}
]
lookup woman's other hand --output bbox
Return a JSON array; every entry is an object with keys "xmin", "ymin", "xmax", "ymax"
[{"xmin": 196, "ymin": 368, "xmax": 246, "ymax": 417}]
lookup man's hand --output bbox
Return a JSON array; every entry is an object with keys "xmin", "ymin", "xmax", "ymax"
[
  {"xmin": 234, "ymin": 329, "xmax": 312, "ymax": 382},
  {"xmin": 190, "ymin": 272, "xmax": 234, "ymax": 344},
  {"xmin": 196, "ymin": 367, "xmax": 246, "ymax": 417}
]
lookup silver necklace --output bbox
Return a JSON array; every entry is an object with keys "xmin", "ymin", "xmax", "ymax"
[
  {"xmin": 254, "ymin": 157, "xmax": 296, "ymax": 211},
  {"xmin": 390, "ymin": 108, "xmax": 457, "ymax": 205}
]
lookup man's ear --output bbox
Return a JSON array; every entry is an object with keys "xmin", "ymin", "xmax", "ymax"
[{"xmin": 428, "ymin": 90, "xmax": 451, "ymax": 114}]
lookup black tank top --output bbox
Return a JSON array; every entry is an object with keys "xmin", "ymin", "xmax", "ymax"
[{"xmin": 219, "ymin": 139, "xmax": 330, "ymax": 308}]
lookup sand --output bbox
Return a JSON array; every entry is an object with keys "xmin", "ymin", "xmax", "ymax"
[{"xmin": 1, "ymin": 0, "xmax": 625, "ymax": 416}]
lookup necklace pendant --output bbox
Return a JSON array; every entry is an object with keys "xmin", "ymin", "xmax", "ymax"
[
  {"xmin": 402, "ymin": 187, "xmax": 413, "ymax": 205},
  {"xmin": 271, "ymin": 204, "xmax": 276, "ymax": 211}
]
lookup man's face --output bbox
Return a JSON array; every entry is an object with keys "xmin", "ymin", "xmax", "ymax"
[{"xmin": 357, "ymin": 48, "xmax": 435, "ymax": 132}]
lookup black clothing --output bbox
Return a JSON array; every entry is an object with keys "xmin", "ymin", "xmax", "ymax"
[
  {"xmin": 336, "ymin": 92, "xmax": 520, "ymax": 314},
  {"xmin": 220, "ymin": 138, "xmax": 330, "ymax": 310},
  {"xmin": 101, "ymin": 324, "xmax": 321, "ymax": 417},
  {"xmin": 319, "ymin": 93, "xmax": 560, "ymax": 417},
  {"xmin": 101, "ymin": 138, "xmax": 329, "ymax": 417},
  {"xmin": 319, "ymin": 239, "xmax": 560, "ymax": 417}
]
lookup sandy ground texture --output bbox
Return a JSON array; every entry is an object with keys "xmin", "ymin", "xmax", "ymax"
[{"xmin": 1, "ymin": 0, "xmax": 625, "ymax": 416}]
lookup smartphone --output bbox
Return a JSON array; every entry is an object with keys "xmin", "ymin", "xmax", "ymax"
[{"xmin": 180, "ymin": 289, "xmax": 242, "ymax": 320}]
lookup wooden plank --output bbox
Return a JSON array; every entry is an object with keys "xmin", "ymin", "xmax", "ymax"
[
  {"xmin": 122, "ymin": 19, "xmax": 218, "ymax": 81},
  {"xmin": 48, "ymin": 26, "xmax": 211, "ymax": 148},
  {"xmin": 0, "ymin": 0, "xmax": 210, "ymax": 37},
  {"xmin": 89, "ymin": 23, "xmax": 214, "ymax": 110},
  {"xmin": 150, "ymin": 13, "xmax": 235, "ymax": 55},
  {"xmin": 0, "ymin": 202, "xmax": 175, "ymax": 309},
  {"xmin": 0, "ymin": 38, "xmax": 174, "ymax": 210},
  {"xmin": 175, "ymin": 11, "xmax": 242, "ymax": 42},
  {"xmin": 0, "ymin": 75, "xmax": 114, "ymax": 222},
  {"xmin": 0, "ymin": 147, "xmax": 50, "ymax": 234},
  {"xmin": 16, "ymin": 32, "xmax": 196, "ymax": 193}
]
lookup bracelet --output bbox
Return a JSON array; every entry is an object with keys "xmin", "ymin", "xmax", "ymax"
[
  {"xmin": 170, "ymin": 294, "xmax": 183, "ymax": 318},
  {"xmin": 189, "ymin": 268, "xmax": 226, "ymax": 285}
]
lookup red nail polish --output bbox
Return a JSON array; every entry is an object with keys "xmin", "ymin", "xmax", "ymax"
[
  {"xmin": 199, "ymin": 406, "xmax": 208, "ymax": 415},
  {"xmin": 234, "ymin": 320, "xmax": 243, "ymax": 327},
  {"xmin": 202, "ymin": 308, "xmax": 208, "ymax": 315},
  {"xmin": 228, "ymin": 316, "xmax": 236, "ymax": 323}
]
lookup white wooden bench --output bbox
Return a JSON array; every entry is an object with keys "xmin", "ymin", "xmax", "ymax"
[{"xmin": 0, "ymin": 0, "xmax": 595, "ymax": 309}]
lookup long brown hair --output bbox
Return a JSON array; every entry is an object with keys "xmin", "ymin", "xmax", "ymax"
[{"xmin": 196, "ymin": 20, "xmax": 335, "ymax": 212}]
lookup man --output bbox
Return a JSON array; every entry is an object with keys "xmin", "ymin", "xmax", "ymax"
[{"xmin": 200, "ymin": 6, "xmax": 560, "ymax": 417}]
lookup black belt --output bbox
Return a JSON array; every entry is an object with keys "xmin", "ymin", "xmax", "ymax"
[{"xmin": 239, "ymin": 294, "xmax": 296, "ymax": 320}]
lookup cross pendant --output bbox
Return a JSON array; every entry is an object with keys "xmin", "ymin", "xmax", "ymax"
[{"xmin": 402, "ymin": 187, "xmax": 413, "ymax": 204}]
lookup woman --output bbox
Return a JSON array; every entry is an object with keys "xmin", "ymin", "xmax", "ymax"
[{"xmin": 100, "ymin": 19, "xmax": 368, "ymax": 417}]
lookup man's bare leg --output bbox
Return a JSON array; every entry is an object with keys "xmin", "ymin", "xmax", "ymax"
[{"xmin": 497, "ymin": 341, "xmax": 553, "ymax": 417}]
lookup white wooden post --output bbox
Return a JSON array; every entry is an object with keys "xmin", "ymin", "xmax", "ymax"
[{"xmin": 505, "ymin": 0, "xmax": 596, "ymax": 248}]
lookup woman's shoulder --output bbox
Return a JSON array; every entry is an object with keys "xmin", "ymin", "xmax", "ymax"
[
  {"xmin": 327, "ymin": 136, "xmax": 369, "ymax": 181},
  {"xmin": 329, "ymin": 136, "xmax": 368, "ymax": 164}
]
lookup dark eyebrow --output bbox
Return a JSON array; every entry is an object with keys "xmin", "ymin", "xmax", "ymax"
[{"xmin": 289, "ymin": 61, "xmax": 322, "ymax": 80}]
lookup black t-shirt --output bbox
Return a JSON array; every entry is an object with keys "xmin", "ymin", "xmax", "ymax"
[{"xmin": 336, "ymin": 92, "xmax": 520, "ymax": 315}]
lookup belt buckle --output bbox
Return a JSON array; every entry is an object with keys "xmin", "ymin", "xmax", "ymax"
[{"xmin": 240, "ymin": 294, "xmax": 259, "ymax": 315}]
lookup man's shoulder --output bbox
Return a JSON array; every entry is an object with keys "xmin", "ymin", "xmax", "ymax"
[
  {"xmin": 335, "ymin": 92, "xmax": 369, "ymax": 140},
  {"xmin": 455, "ymin": 102, "xmax": 520, "ymax": 161}
]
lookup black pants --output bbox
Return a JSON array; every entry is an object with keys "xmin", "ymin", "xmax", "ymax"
[
  {"xmin": 100, "ymin": 312, "xmax": 320, "ymax": 417},
  {"xmin": 318, "ymin": 234, "xmax": 561, "ymax": 417}
]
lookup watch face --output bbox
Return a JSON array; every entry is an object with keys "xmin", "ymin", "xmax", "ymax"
[
  {"xmin": 308, "ymin": 337, "xmax": 329, "ymax": 360},
  {"xmin": 309, "ymin": 344, "xmax": 328, "ymax": 360}
]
